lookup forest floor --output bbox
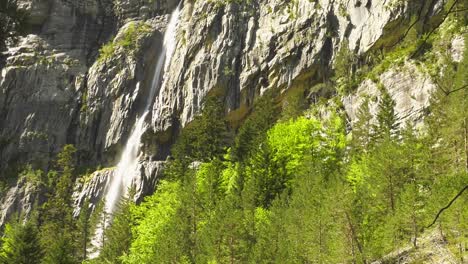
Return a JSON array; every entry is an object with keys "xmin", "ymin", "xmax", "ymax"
[{"xmin": 373, "ymin": 228, "xmax": 463, "ymax": 264}]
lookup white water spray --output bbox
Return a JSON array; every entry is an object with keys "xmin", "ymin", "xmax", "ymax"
[{"xmin": 89, "ymin": 5, "xmax": 181, "ymax": 257}]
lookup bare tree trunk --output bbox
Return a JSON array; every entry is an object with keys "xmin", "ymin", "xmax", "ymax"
[
  {"xmin": 348, "ymin": 224, "xmax": 357, "ymax": 264},
  {"xmin": 319, "ymin": 218, "xmax": 323, "ymax": 264},
  {"xmin": 230, "ymin": 236, "xmax": 234, "ymax": 264},
  {"xmin": 345, "ymin": 212, "xmax": 366, "ymax": 264},
  {"xmin": 464, "ymin": 117, "xmax": 468, "ymax": 173},
  {"xmin": 412, "ymin": 213, "xmax": 418, "ymax": 248},
  {"xmin": 389, "ymin": 175, "xmax": 395, "ymax": 212},
  {"xmin": 83, "ymin": 223, "xmax": 88, "ymax": 260}
]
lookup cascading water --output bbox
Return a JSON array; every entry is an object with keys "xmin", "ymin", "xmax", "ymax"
[{"xmin": 88, "ymin": 5, "xmax": 181, "ymax": 258}]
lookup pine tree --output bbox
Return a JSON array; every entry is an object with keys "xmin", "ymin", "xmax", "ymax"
[
  {"xmin": 40, "ymin": 145, "xmax": 79, "ymax": 264},
  {"xmin": 397, "ymin": 124, "xmax": 431, "ymax": 248},
  {"xmin": 334, "ymin": 40, "xmax": 357, "ymax": 94},
  {"xmin": 99, "ymin": 190, "xmax": 134, "ymax": 263},
  {"xmin": 0, "ymin": 219, "xmax": 43, "ymax": 264},
  {"xmin": 373, "ymin": 86, "xmax": 399, "ymax": 141},
  {"xmin": 171, "ymin": 97, "xmax": 229, "ymax": 163},
  {"xmin": 351, "ymin": 97, "xmax": 373, "ymax": 154},
  {"xmin": 231, "ymin": 91, "xmax": 279, "ymax": 163},
  {"xmin": 280, "ymin": 88, "xmax": 307, "ymax": 121},
  {"xmin": 76, "ymin": 199, "xmax": 92, "ymax": 261}
]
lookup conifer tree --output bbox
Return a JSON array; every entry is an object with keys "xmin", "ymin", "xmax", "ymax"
[
  {"xmin": 99, "ymin": 190, "xmax": 134, "ymax": 264},
  {"xmin": 231, "ymin": 92, "xmax": 279, "ymax": 162},
  {"xmin": 351, "ymin": 97, "xmax": 373, "ymax": 154},
  {"xmin": 40, "ymin": 145, "xmax": 79, "ymax": 264},
  {"xmin": 374, "ymin": 86, "xmax": 399, "ymax": 141},
  {"xmin": 0, "ymin": 218, "xmax": 42, "ymax": 264},
  {"xmin": 171, "ymin": 97, "xmax": 229, "ymax": 163},
  {"xmin": 76, "ymin": 199, "xmax": 92, "ymax": 261}
]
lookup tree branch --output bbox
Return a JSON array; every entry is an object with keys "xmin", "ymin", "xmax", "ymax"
[
  {"xmin": 426, "ymin": 184, "xmax": 468, "ymax": 228},
  {"xmin": 410, "ymin": 0, "xmax": 462, "ymax": 59},
  {"xmin": 434, "ymin": 79, "xmax": 450, "ymax": 95},
  {"xmin": 384, "ymin": 15, "xmax": 422, "ymax": 49},
  {"xmin": 446, "ymin": 84, "xmax": 468, "ymax": 95},
  {"xmin": 448, "ymin": 8, "xmax": 468, "ymax": 14}
]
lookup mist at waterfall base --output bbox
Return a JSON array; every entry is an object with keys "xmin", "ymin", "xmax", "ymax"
[{"xmin": 88, "ymin": 6, "xmax": 181, "ymax": 258}]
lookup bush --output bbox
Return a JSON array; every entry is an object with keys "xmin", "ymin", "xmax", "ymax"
[{"xmin": 97, "ymin": 22, "xmax": 151, "ymax": 62}]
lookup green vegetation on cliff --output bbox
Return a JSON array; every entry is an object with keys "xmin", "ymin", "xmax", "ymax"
[{"xmin": 0, "ymin": 0, "xmax": 26, "ymax": 51}]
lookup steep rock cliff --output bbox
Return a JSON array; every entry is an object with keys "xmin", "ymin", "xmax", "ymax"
[{"xmin": 0, "ymin": 0, "xmax": 451, "ymax": 225}]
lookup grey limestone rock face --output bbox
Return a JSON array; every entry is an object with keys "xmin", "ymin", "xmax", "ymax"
[
  {"xmin": 0, "ymin": 34, "xmax": 87, "ymax": 171},
  {"xmin": 152, "ymin": 0, "xmax": 444, "ymax": 142},
  {"xmin": 0, "ymin": 0, "xmax": 445, "ymax": 172},
  {"xmin": 0, "ymin": 0, "xmax": 174, "ymax": 225},
  {"xmin": 0, "ymin": 176, "xmax": 44, "ymax": 226},
  {"xmin": 451, "ymin": 35, "xmax": 465, "ymax": 63},
  {"xmin": 343, "ymin": 62, "xmax": 435, "ymax": 128},
  {"xmin": 78, "ymin": 18, "xmax": 168, "ymax": 164},
  {"xmin": 0, "ymin": 0, "xmax": 176, "ymax": 173},
  {"xmin": 72, "ymin": 161, "xmax": 164, "ymax": 216}
]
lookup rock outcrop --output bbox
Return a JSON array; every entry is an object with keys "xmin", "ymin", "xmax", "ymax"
[
  {"xmin": 343, "ymin": 62, "xmax": 435, "ymax": 128},
  {"xmin": 0, "ymin": 0, "xmax": 178, "ymax": 173},
  {"xmin": 149, "ymin": 0, "xmax": 445, "ymax": 150},
  {"xmin": 0, "ymin": 0, "xmax": 176, "ymax": 225},
  {"xmin": 371, "ymin": 229, "xmax": 459, "ymax": 264},
  {"xmin": 0, "ymin": 176, "xmax": 44, "ymax": 225},
  {"xmin": 72, "ymin": 161, "xmax": 164, "ymax": 216}
]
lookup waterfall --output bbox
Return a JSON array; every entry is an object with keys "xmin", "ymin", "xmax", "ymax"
[{"xmin": 88, "ymin": 5, "xmax": 181, "ymax": 258}]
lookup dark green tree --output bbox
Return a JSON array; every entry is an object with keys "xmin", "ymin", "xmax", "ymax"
[
  {"xmin": 0, "ymin": 0, "xmax": 27, "ymax": 51},
  {"xmin": 40, "ymin": 145, "xmax": 79, "ymax": 264},
  {"xmin": 333, "ymin": 40, "xmax": 357, "ymax": 94},
  {"xmin": 231, "ymin": 92, "xmax": 279, "ymax": 163},
  {"xmin": 76, "ymin": 199, "xmax": 92, "ymax": 261},
  {"xmin": 171, "ymin": 97, "xmax": 229, "ymax": 163},
  {"xmin": 98, "ymin": 190, "xmax": 134, "ymax": 264},
  {"xmin": 373, "ymin": 86, "xmax": 399, "ymax": 140},
  {"xmin": 351, "ymin": 97, "xmax": 373, "ymax": 154},
  {"xmin": 0, "ymin": 218, "xmax": 42, "ymax": 264},
  {"xmin": 280, "ymin": 88, "xmax": 307, "ymax": 121}
]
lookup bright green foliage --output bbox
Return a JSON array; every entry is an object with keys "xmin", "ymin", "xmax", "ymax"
[
  {"xmin": 252, "ymin": 121, "xmax": 348, "ymax": 262},
  {"xmin": 123, "ymin": 108, "xmax": 349, "ymax": 263},
  {"xmin": 123, "ymin": 181, "xmax": 186, "ymax": 264},
  {"xmin": 267, "ymin": 117, "xmax": 321, "ymax": 172},
  {"xmin": 243, "ymin": 115, "xmax": 345, "ymax": 208},
  {"xmin": 98, "ymin": 22, "xmax": 151, "ymax": 62},
  {"xmin": 0, "ymin": 219, "xmax": 42, "ymax": 264}
]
